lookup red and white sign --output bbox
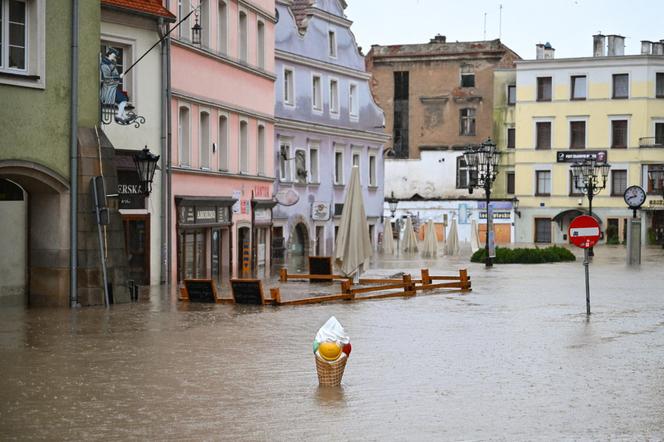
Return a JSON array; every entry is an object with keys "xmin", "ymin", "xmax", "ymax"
[{"xmin": 568, "ymin": 215, "xmax": 601, "ymax": 249}]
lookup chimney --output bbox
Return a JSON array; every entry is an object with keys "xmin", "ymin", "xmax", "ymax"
[
  {"xmin": 429, "ymin": 34, "xmax": 446, "ymax": 44},
  {"xmin": 543, "ymin": 42, "xmax": 555, "ymax": 59},
  {"xmin": 593, "ymin": 34, "xmax": 606, "ymax": 56},
  {"xmin": 641, "ymin": 40, "xmax": 653, "ymax": 55},
  {"xmin": 653, "ymin": 42, "xmax": 664, "ymax": 55},
  {"xmin": 536, "ymin": 43, "xmax": 545, "ymax": 59},
  {"xmin": 607, "ymin": 34, "xmax": 625, "ymax": 56}
]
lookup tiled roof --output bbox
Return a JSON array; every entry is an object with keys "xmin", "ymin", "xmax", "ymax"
[
  {"xmin": 371, "ymin": 39, "xmax": 512, "ymax": 58},
  {"xmin": 102, "ymin": 0, "xmax": 176, "ymax": 21}
]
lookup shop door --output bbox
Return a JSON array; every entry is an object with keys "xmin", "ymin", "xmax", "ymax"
[
  {"xmin": 123, "ymin": 215, "xmax": 150, "ymax": 285},
  {"xmin": 238, "ymin": 227, "xmax": 251, "ymax": 277},
  {"xmin": 211, "ymin": 229, "xmax": 222, "ymax": 283},
  {"xmin": 179, "ymin": 230, "xmax": 207, "ymax": 282}
]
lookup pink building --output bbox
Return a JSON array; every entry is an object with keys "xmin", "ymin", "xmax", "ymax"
[{"xmin": 167, "ymin": 0, "xmax": 276, "ymax": 285}]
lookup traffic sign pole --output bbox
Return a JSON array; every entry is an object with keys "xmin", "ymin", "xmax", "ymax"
[
  {"xmin": 569, "ymin": 215, "xmax": 601, "ymax": 316},
  {"xmin": 584, "ymin": 248, "xmax": 590, "ymax": 315}
]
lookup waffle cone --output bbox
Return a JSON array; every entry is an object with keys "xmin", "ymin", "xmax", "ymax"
[{"xmin": 315, "ymin": 352, "xmax": 347, "ymax": 386}]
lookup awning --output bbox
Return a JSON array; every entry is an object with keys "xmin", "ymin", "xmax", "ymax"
[
  {"xmin": 252, "ymin": 198, "xmax": 277, "ymax": 209},
  {"xmin": 552, "ymin": 209, "xmax": 602, "ymax": 227}
]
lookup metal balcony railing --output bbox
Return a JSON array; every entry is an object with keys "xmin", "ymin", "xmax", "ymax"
[{"xmin": 639, "ymin": 137, "xmax": 664, "ymax": 148}]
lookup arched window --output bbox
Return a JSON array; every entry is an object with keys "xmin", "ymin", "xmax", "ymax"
[
  {"xmin": 200, "ymin": 111, "xmax": 210, "ymax": 169},
  {"xmin": 178, "ymin": 106, "xmax": 190, "ymax": 166},
  {"xmin": 218, "ymin": 0, "xmax": 228, "ymax": 54},
  {"xmin": 239, "ymin": 120, "xmax": 248, "ymax": 173},
  {"xmin": 257, "ymin": 124, "xmax": 265, "ymax": 175},
  {"xmin": 257, "ymin": 21, "xmax": 265, "ymax": 69},
  {"xmin": 218, "ymin": 114, "xmax": 229, "ymax": 171},
  {"xmin": 239, "ymin": 11, "xmax": 248, "ymax": 62}
]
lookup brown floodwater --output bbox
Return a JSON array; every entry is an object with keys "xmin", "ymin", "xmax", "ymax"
[{"xmin": 1, "ymin": 246, "xmax": 664, "ymax": 440}]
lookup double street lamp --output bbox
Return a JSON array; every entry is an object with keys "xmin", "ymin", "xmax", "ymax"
[
  {"xmin": 571, "ymin": 159, "xmax": 611, "ymax": 256},
  {"xmin": 464, "ymin": 138, "xmax": 500, "ymax": 267},
  {"xmin": 386, "ymin": 192, "xmax": 401, "ymax": 256}
]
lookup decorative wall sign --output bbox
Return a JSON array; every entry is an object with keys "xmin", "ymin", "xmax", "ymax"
[
  {"xmin": 100, "ymin": 47, "xmax": 145, "ymax": 128},
  {"xmin": 275, "ymin": 188, "xmax": 300, "ymax": 206},
  {"xmin": 311, "ymin": 201, "xmax": 330, "ymax": 221}
]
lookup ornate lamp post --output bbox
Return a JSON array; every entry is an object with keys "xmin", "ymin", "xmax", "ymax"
[
  {"xmin": 191, "ymin": 11, "xmax": 202, "ymax": 46},
  {"xmin": 133, "ymin": 146, "xmax": 160, "ymax": 196},
  {"xmin": 386, "ymin": 191, "xmax": 401, "ymax": 256},
  {"xmin": 647, "ymin": 165, "xmax": 664, "ymax": 247},
  {"xmin": 571, "ymin": 159, "xmax": 611, "ymax": 256},
  {"xmin": 464, "ymin": 138, "xmax": 500, "ymax": 267}
]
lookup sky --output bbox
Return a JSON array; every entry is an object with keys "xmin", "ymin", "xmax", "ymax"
[{"xmin": 344, "ymin": 0, "xmax": 662, "ymax": 60}]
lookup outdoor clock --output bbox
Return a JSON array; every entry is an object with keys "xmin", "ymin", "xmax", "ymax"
[{"xmin": 623, "ymin": 185, "xmax": 646, "ymax": 209}]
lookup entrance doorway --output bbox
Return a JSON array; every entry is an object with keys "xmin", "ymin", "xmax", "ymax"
[
  {"xmin": 290, "ymin": 222, "xmax": 309, "ymax": 272},
  {"xmin": 0, "ymin": 179, "xmax": 27, "ymax": 305},
  {"xmin": 122, "ymin": 214, "xmax": 150, "ymax": 285},
  {"xmin": 238, "ymin": 226, "xmax": 251, "ymax": 277}
]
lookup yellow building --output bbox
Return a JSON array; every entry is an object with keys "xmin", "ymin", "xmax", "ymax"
[{"xmin": 514, "ymin": 36, "xmax": 664, "ymax": 245}]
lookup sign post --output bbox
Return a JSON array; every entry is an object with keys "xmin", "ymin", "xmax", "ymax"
[{"xmin": 568, "ymin": 215, "xmax": 601, "ymax": 315}]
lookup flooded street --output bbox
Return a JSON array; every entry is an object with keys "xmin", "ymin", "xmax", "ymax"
[{"xmin": 1, "ymin": 246, "xmax": 664, "ymax": 440}]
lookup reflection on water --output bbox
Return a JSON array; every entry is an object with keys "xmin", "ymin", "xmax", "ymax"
[{"xmin": 1, "ymin": 246, "xmax": 663, "ymax": 439}]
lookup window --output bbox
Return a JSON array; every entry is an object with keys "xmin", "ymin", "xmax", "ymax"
[
  {"xmin": 295, "ymin": 149, "xmax": 306, "ymax": 183},
  {"xmin": 569, "ymin": 170, "xmax": 583, "ymax": 196},
  {"xmin": 507, "ymin": 85, "xmax": 516, "ymax": 105},
  {"xmin": 393, "ymin": 71, "xmax": 409, "ymax": 157},
  {"xmin": 239, "ymin": 120, "xmax": 248, "ymax": 173},
  {"xmin": 571, "ymin": 75, "xmax": 586, "ymax": 100},
  {"xmin": 461, "ymin": 73, "xmax": 475, "ymax": 88},
  {"xmin": 611, "ymin": 170, "xmax": 627, "ymax": 196},
  {"xmin": 612, "ymin": 74, "xmax": 628, "ymax": 99},
  {"xmin": 611, "ymin": 119, "xmax": 627, "ymax": 148},
  {"xmin": 536, "ymin": 121, "xmax": 551, "ymax": 149},
  {"xmin": 178, "ymin": 0, "xmax": 191, "ymax": 39},
  {"xmin": 199, "ymin": 111, "xmax": 210, "ymax": 169},
  {"xmin": 460, "ymin": 108, "xmax": 476, "ymax": 136},
  {"xmin": 309, "ymin": 144, "xmax": 319, "ymax": 183},
  {"xmin": 537, "ymin": 77, "xmax": 552, "ymax": 101},
  {"xmin": 284, "ymin": 68, "xmax": 294, "ymax": 106},
  {"xmin": 647, "ymin": 164, "xmax": 664, "ymax": 194},
  {"xmin": 0, "ymin": 0, "xmax": 44, "ymax": 86},
  {"xmin": 506, "ymin": 172, "xmax": 515, "ymax": 195},
  {"xmin": 200, "ymin": 0, "xmax": 209, "ymax": 47},
  {"xmin": 657, "ymin": 73, "xmax": 664, "ymax": 98},
  {"xmin": 279, "ymin": 142, "xmax": 291, "ymax": 181},
  {"xmin": 507, "ymin": 127, "xmax": 515, "ymax": 148},
  {"xmin": 218, "ymin": 115, "xmax": 229, "ymax": 171},
  {"xmin": 238, "ymin": 11, "xmax": 247, "ymax": 62},
  {"xmin": 456, "ymin": 156, "xmax": 469, "ymax": 189},
  {"xmin": 570, "ymin": 121, "xmax": 586, "ymax": 148},
  {"xmin": 257, "ymin": 124, "xmax": 265, "ymax": 175},
  {"xmin": 329, "ymin": 79, "xmax": 339, "ymax": 115},
  {"xmin": 257, "ymin": 21, "xmax": 265, "ymax": 68},
  {"xmin": 534, "ymin": 218, "xmax": 552, "ymax": 243},
  {"xmin": 178, "ymin": 106, "xmax": 190, "ymax": 166},
  {"xmin": 328, "ymin": 29, "xmax": 336, "ymax": 57},
  {"xmin": 334, "ymin": 149, "xmax": 343, "ymax": 184},
  {"xmin": 536, "ymin": 170, "xmax": 551, "ymax": 196},
  {"xmin": 349, "ymin": 83, "xmax": 359, "ymax": 118},
  {"xmin": 656, "ymin": 122, "xmax": 664, "ymax": 145},
  {"xmin": 369, "ymin": 154, "xmax": 376, "ymax": 186},
  {"xmin": 312, "ymin": 75, "xmax": 322, "ymax": 111},
  {"xmin": 1, "ymin": 0, "xmax": 25, "ymax": 70},
  {"xmin": 218, "ymin": 0, "xmax": 228, "ymax": 54},
  {"xmin": 352, "ymin": 152, "xmax": 360, "ymax": 167}
]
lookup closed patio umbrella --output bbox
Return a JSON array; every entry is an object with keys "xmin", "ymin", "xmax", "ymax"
[
  {"xmin": 382, "ymin": 220, "xmax": 395, "ymax": 255},
  {"xmin": 335, "ymin": 166, "xmax": 373, "ymax": 277},
  {"xmin": 421, "ymin": 219, "xmax": 438, "ymax": 258},
  {"xmin": 470, "ymin": 219, "xmax": 480, "ymax": 253},
  {"xmin": 445, "ymin": 218, "xmax": 460, "ymax": 256},
  {"xmin": 401, "ymin": 217, "xmax": 419, "ymax": 253}
]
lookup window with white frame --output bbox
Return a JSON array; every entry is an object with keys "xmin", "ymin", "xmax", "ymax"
[
  {"xmin": 257, "ymin": 124, "xmax": 265, "ymax": 175},
  {"xmin": 218, "ymin": 114, "xmax": 229, "ymax": 171},
  {"xmin": 257, "ymin": 20, "xmax": 265, "ymax": 69},
  {"xmin": 328, "ymin": 29, "xmax": 337, "ymax": 58},
  {"xmin": 536, "ymin": 170, "xmax": 551, "ymax": 196},
  {"xmin": 178, "ymin": 106, "xmax": 190, "ymax": 166},
  {"xmin": 571, "ymin": 75, "xmax": 587, "ymax": 100},
  {"xmin": 352, "ymin": 151, "xmax": 360, "ymax": 167},
  {"xmin": 349, "ymin": 83, "xmax": 359, "ymax": 118},
  {"xmin": 368, "ymin": 153, "xmax": 376, "ymax": 186},
  {"xmin": 460, "ymin": 108, "xmax": 476, "ymax": 136},
  {"xmin": 101, "ymin": 41, "xmax": 132, "ymax": 99},
  {"xmin": 239, "ymin": 120, "xmax": 248, "ymax": 173},
  {"xmin": 309, "ymin": 143, "xmax": 319, "ymax": 183},
  {"xmin": 200, "ymin": 0, "xmax": 210, "ymax": 47},
  {"xmin": 178, "ymin": 0, "xmax": 191, "ymax": 40},
  {"xmin": 279, "ymin": 141, "xmax": 291, "ymax": 181},
  {"xmin": 334, "ymin": 149, "xmax": 344, "ymax": 184},
  {"xmin": 329, "ymin": 78, "xmax": 339, "ymax": 115},
  {"xmin": 456, "ymin": 156, "xmax": 469, "ymax": 188},
  {"xmin": 284, "ymin": 68, "xmax": 294, "ymax": 106},
  {"xmin": 200, "ymin": 111, "xmax": 210, "ymax": 169},
  {"xmin": 507, "ymin": 85, "xmax": 516, "ymax": 105},
  {"xmin": 312, "ymin": 74, "xmax": 322, "ymax": 111},
  {"xmin": 218, "ymin": 0, "xmax": 228, "ymax": 54},
  {"xmin": 0, "ymin": 0, "xmax": 45, "ymax": 86},
  {"xmin": 239, "ymin": 10, "xmax": 248, "ymax": 62}
]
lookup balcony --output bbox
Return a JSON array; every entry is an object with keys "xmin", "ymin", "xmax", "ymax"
[{"xmin": 639, "ymin": 137, "xmax": 664, "ymax": 148}]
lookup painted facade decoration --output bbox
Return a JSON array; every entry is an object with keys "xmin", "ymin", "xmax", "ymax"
[
  {"xmin": 273, "ymin": 0, "xmax": 388, "ymax": 270},
  {"xmin": 100, "ymin": 47, "xmax": 144, "ymax": 127}
]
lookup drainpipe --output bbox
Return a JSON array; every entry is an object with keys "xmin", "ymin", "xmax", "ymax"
[
  {"xmin": 165, "ymin": 0, "xmax": 173, "ymax": 286},
  {"xmin": 159, "ymin": 17, "xmax": 168, "ymax": 284},
  {"xmin": 70, "ymin": 0, "xmax": 79, "ymax": 308}
]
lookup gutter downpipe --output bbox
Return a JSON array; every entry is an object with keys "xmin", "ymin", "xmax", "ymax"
[
  {"xmin": 165, "ymin": 0, "xmax": 173, "ymax": 286},
  {"xmin": 70, "ymin": 0, "xmax": 80, "ymax": 308},
  {"xmin": 159, "ymin": 17, "xmax": 168, "ymax": 284}
]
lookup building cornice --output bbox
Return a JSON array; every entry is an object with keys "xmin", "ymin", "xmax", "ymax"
[
  {"xmin": 172, "ymin": 39, "xmax": 276, "ymax": 81},
  {"xmin": 275, "ymin": 49, "xmax": 370, "ymax": 80},
  {"xmin": 370, "ymin": 51, "xmax": 506, "ymax": 65},
  {"xmin": 276, "ymin": 117, "xmax": 390, "ymax": 144},
  {"xmin": 307, "ymin": 8, "xmax": 352, "ymax": 28},
  {"xmin": 516, "ymin": 55, "xmax": 664, "ymax": 70},
  {"xmin": 171, "ymin": 166, "xmax": 276, "ymax": 182},
  {"xmin": 238, "ymin": 0, "xmax": 278, "ymax": 23},
  {"xmin": 172, "ymin": 89, "xmax": 275, "ymax": 123}
]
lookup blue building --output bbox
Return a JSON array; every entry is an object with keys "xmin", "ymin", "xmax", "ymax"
[{"xmin": 273, "ymin": 0, "xmax": 388, "ymax": 269}]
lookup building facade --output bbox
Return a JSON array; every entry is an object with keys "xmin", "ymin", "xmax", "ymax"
[
  {"xmin": 273, "ymin": 0, "xmax": 387, "ymax": 270},
  {"xmin": 167, "ymin": 0, "xmax": 276, "ymax": 284},
  {"xmin": 514, "ymin": 35, "xmax": 664, "ymax": 246}
]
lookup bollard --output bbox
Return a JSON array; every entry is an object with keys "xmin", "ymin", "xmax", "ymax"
[
  {"xmin": 421, "ymin": 268, "xmax": 431, "ymax": 286},
  {"xmin": 279, "ymin": 268, "xmax": 288, "ymax": 282},
  {"xmin": 459, "ymin": 269, "xmax": 470, "ymax": 292}
]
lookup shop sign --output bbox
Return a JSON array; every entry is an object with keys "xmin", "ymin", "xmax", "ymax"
[
  {"xmin": 217, "ymin": 207, "xmax": 230, "ymax": 223},
  {"xmin": 255, "ymin": 208, "xmax": 271, "ymax": 222},
  {"xmin": 311, "ymin": 201, "xmax": 330, "ymax": 221},
  {"xmin": 556, "ymin": 150, "xmax": 607, "ymax": 163},
  {"xmin": 117, "ymin": 170, "xmax": 145, "ymax": 210},
  {"xmin": 253, "ymin": 184, "xmax": 271, "ymax": 198},
  {"xmin": 232, "ymin": 190, "xmax": 241, "ymax": 213},
  {"xmin": 196, "ymin": 207, "xmax": 216, "ymax": 223},
  {"xmin": 241, "ymin": 200, "xmax": 249, "ymax": 214},
  {"xmin": 649, "ymin": 199, "xmax": 664, "ymax": 207},
  {"xmin": 179, "ymin": 206, "xmax": 195, "ymax": 224},
  {"xmin": 479, "ymin": 211, "xmax": 511, "ymax": 220},
  {"xmin": 275, "ymin": 188, "xmax": 299, "ymax": 206}
]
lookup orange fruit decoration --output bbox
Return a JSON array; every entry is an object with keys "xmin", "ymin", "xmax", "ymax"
[{"xmin": 318, "ymin": 341, "xmax": 342, "ymax": 361}]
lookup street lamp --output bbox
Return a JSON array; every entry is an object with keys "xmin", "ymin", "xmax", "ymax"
[
  {"xmin": 647, "ymin": 165, "xmax": 664, "ymax": 247},
  {"xmin": 191, "ymin": 12, "xmax": 202, "ymax": 46},
  {"xmin": 571, "ymin": 159, "xmax": 611, "ymax": 256},
  {"xmin": 133, "ymin": 146, "xmax": 160, "ymax": 196},
  {"xmin": 386, "ymin": 191, "xmax": 401, "ymax": 255},
  {"xmin": 464, "ymin": 138, "xmax": 500, "ymax": 267}
]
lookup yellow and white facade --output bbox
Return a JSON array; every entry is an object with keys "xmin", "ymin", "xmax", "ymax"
[{"xmin": 514, "ymin": 52, "xmax": 664, "ymax": 245}]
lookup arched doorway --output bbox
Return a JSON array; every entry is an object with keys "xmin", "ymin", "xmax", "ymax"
[
  {"xmin": 0, "ymin": 179, "xmax": 27, "ymax": 305},
  {"xmin": 289, "ymin": 222, "xmax": 309, "ymax": 272},
  {"xmin": 0, "ymin": 161, "xmax": 70, "ymax": 306}
]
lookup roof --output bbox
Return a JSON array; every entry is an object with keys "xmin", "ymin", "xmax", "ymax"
[
  {"xmin": 102, "ymin": 0, "xmax": 176, "ymax": 22},
  {"xmin": 369, "ymin": 38, "xmax": 519, "ymax": 60}
]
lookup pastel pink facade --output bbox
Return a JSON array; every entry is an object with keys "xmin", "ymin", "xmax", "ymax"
[{"xmin": 167, "ymin": 0, "xmax": 276, "ymax": 285}]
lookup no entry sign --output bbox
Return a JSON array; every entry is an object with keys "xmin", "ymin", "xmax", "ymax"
[{"xmin": 569, "ymin": 215, "xmax": 601, "ymax": 249}]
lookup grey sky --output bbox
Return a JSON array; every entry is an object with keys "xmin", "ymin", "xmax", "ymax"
[{"xmin": 345, "ymin": 0, "xmax": 661, "ymax": 60}]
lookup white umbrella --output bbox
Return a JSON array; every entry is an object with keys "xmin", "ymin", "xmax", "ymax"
[
  {"xmin": 401, "ymin": 217, "xmax": 419, "ymax": 253},
  {"xmin": 445, "ymin": 218, "xmax": 460, "ymax": 256},
  {"xmin": 421, "ymin": 219, "xmax": 438, "ymax": 258},
  {"xmin": 335, "ymin": 166, "xmax": 372, "ymax": 277},
  {"xmin": 470, "ymin": 219, "xmax": 480, "ymax": 253},
  {"xmin": 382, "ymin": 220, "xmax": 395, "ymax": 255}
]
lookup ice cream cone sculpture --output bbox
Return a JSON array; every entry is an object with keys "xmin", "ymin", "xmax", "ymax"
[{"xmin": 313, "ymin": 316, "xmax": 350, "ymax": 386}]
